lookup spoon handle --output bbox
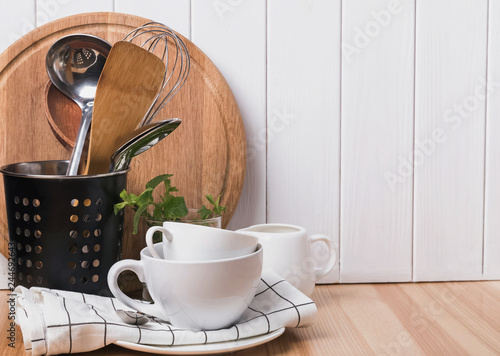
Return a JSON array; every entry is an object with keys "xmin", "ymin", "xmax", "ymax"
[{"xmin": 66, "ymin": 105, "xmax": 92, "ymax": 175}]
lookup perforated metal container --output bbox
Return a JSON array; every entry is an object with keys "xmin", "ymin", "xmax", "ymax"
[{"xmin": 1, "ymin": 160, "xmax": 127, "ymax": 296}]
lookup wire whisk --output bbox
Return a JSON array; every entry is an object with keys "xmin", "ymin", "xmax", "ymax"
[{"xmin": 123, "ymin": 22, "xmax": 190, "ymax": 126}]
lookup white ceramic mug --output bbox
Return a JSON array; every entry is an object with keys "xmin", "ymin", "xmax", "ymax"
[
  {"xmin": 238, "ymin": 224, "xmax": 337, "ymax": 296},
  {"xmin": 108, "ymin": 244, "xmax": 263, "ymax": 330},
  {"xmin": 146, "ymin": 221, "xmax": 258, "ymax": 261}
]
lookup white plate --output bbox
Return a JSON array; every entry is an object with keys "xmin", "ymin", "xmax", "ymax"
[{"xmin": 114, "ymin": 328, "xmax": 286, "ymax": 355}]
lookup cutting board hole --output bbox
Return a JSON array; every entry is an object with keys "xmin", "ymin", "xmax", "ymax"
[{"xmin": 44, "ymin": 80, "xmax": 81, "ymax": 151}]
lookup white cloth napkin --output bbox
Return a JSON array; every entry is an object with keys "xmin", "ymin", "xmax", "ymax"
[{"xmin": 15, "ymin": 270, "xmax": 317, "ymax": 355}]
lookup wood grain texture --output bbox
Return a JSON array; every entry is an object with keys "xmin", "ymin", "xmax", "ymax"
[
  {"xmin": 0, "ymin": 255, "xmax": 7, "ymax": 289},
  {"xmin": 85, "ymin": 41, "xmax": 166, "ymax": 175},
  {"xmin": 267, "ymin": 0, "xmax": 340, "ymax": 283},
  {"xmin": 44, "ymin": 82, "xmax": 81, "ymax": 150},
  {"xmin": 115, "ymin": 0, "xmax": 191, "ymax": 39},
  {"xmin": 340, "ymin": 0, "xmax": 414, "ymax": 282},
  {"xmin": 0, "ymin": 13, "xmax": 246, "ymax": 263},
  {"xmin": 413, "ymin": 0, "xmax": 488, "ymax": 281},
  {"xmin": 3, "ymin": 282, "xmax": 500, "ymax": 355},
  {"xmin": 192, "ymin": 0, "xmax": 267, "ymax": 231},
  {"xmin": 483, "ymin": 0, "xmax": 500, "ymax": 280}
]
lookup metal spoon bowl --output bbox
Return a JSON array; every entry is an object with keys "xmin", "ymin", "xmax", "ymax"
[
  {"xmin": 46, "ymin": 34, "xmax": 111, "ymax": 175},
  {"xmin": 109, "ymin": 118, "xmax": 181, "ymax": 172}
]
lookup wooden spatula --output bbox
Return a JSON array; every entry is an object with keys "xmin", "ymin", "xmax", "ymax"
[{"xmin": 84, "ymin": 41, "xmax": 165, "ymax": 175}]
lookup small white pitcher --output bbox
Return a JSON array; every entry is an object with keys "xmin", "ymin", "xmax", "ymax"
[{"xmin": 238, "ymin": 224, "xmax": 337, "ymax": 296}]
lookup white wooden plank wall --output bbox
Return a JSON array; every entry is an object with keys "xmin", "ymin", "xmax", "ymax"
[
  {"xmin": 191, "ymin": 0, "xmax": 267, "ymax": 232},
  {"xmin": 341, "ymin": 0, "xmax": 414, "ymax": 282},
  {"xmin": 267, "ymin": 0, "xmax": 340, "ymax": 283},
  {"xmin": 413, "ymin": 0, "xmax": 488, "ymax": 281},
  {"xmin": 35, "ymin": 0, "xmax": 113, "ymax": 26},
  {"xmin": 115, "ymin": 0, "xmax": 191, "ymax": 39},
  {"xmin": 484, "ymin": 0, "xmax": 500, "ymax": 280},
  {"xmin": 0, "ymin": 0, "xmax": 35, "ymax": 52},
  {"xmin": 0, "ymin": 0, "xmax": 498, "ymax": 283}
]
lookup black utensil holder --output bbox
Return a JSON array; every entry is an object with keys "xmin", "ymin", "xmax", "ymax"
[{"xmin": 1, "ymin": 160, "xmax": 127, "ymax": 296}]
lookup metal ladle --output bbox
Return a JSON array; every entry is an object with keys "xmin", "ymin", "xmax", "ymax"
[
  {"xmin": 109, "ymin": 118, "xmax": 181, "ymax": 172},
  {"xmin": 46, "ymin": 34, "xmax": 111, "ymax": 175}
]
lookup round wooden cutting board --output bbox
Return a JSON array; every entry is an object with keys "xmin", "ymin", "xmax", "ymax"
[{"xmin": 0, "ymin": 13, "xmax": 246, "ymax": 260}]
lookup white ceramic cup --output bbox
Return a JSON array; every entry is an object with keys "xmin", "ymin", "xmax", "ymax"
[
  {"xmin": 146, "ymin": 221, "xmax": 258, "ymax": 261},
  {"xmin": 238, "ymin": 224, "xmax": 337, "ymax": 296},
  {"xmin": 108, "ymin": 244, "xmax": 263, "ymax": 330}
]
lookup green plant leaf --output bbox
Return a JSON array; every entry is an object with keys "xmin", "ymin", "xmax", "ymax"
[
  {"xmin": 114, "ymin": 202, "xmax": 127, "ymax": 215},
  {"xmin": 131, "ymin": 193, "xmax": 141, "ymax": 202},
  {"xmin": 146, "ymin": 174, "xmax": 173, "ymax": 190},
  {"xmin": 206, "ymin": 194, "xmax": 216, "ymax": 206},
  {"xmin": 198, "ymin": 205, "xmax": 212, "ymax": 219},
  {"xmin": 214, "ymin": 205, "xmax": 226, "ymax": 216},
  {"xmin": 153, "ymin": 204, "xmax": 164, "ymax": 220},
  {"xmin": 119, "ymin": 190, "xmax": 137, "ymax": 205},
  {"xmin": 137, "ymin": 187, "xmax": 154, "ymax": 206},
  {"xmin": 119, "ymin": 189, "xmax": 130, "ymax": 202},
  {"xmin": 203, "ymin": 194, "xmax": 226, "ymax": 217},
  {"xmin": 164, "ymin": 196, "xmax": 188, "ymax": 219},
  {"xmin": 166, "ymin": 182, "xmax": 179, "ymax": 193},
  {"xmin": 133, "ymin": 205, "xmax": 149, "ymax": 234}
]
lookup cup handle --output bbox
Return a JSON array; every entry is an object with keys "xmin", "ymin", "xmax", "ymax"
[
  {"xmin": 145, "ymin": 226, "xmax": 173, "ymax": 258},
  {"xmin": 107, "ymin": 259, "xmax": 160, "ymax": 316},
  {"xmin": 309, "ymin": 234, "xmax": 337, "ymax": 282}
]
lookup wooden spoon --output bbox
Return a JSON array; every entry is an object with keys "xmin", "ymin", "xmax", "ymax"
[{"xmin": 84, "ymin": 41, "xmax": 166, "ymax": 175}]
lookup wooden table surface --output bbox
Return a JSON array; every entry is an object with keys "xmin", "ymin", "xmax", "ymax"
[{"xmin": 2, "ymin": 280, "xmax": 500, "ymax": 355}]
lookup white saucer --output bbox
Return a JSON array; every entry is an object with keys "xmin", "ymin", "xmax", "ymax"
[{"xmin": 114, "ymin": 327, "xmax": 285, "ymax": 355}]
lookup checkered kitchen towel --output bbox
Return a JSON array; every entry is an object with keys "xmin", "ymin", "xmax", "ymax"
[{"xmin": 15, "ymin": 270, "xmax": 317, "ymax": 355}]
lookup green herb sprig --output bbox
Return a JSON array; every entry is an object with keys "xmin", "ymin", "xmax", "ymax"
[
  {"xmin": 114, "ymin": 174, "xmax": 225, "ymax": 233},
  {"xmin": 198, "ymin": 194, "xmax": 226, "ymax": 219}
]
